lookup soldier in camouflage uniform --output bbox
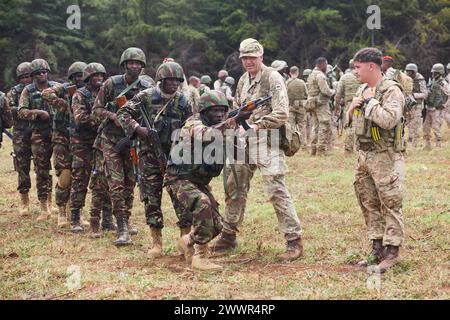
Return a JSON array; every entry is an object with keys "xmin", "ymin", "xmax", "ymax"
[
  {"xmin": 307, "ymin": 57, "xmax": 335, "ymax": 156},
  {"xmin": 286, "ymin": 66, "xmax": 308, "ymax": 149},
  {"xmin": 5, "ymin": 62, "xmax": 33, "ymax": 215},
  {"xmin": 42, "ymin": 61, "xmax": 87, "ymax": 227},
  {"xmin": 93, "ymin": 47, "xmax": 151, "ymax": 246},
  {"xmin": 199, "ymin": 75, "xmax": 211, "ymax": 96},
  {"xmin": 334, "ymin": 59, "xmax": 362, "ymax": 154},
  {"xmin": 404, "ymin": 64, "xmax": 428, "ymax": 148},
  {"xmin": 348, "ymin": 48, "xmax": 406, "ymax": 273},
  {"xmin": 18, "ymin": 59, "xmax": 59, "ymax": 221},
  {"xmin": 220, "ymin": 76, "xmax": 235, "ymax": 106},
  {"xmin": 210, "ymin": 39, "xmax": 303, "ymax": 261},
  {"xmin": 271, "ymin": 60, "xmax": 290, "ymax": 82},
  {"xmin": 439, "ymin": 64, "xmax": 450, "ymax": 130},
  {"xmin": 423, "ymin": 63, "xmax": 449, "ymax": 150},
  {"xmin": 175, "ymin": 91, "xmax": 250, "ymax": 271},
  {"xmin": 117, "ymin": 61, "xmax": 192, "ymax": 257},
  {"xmin": 187, "ymin": 76, "xmax": 201, "ymax": 114},
  {"xmin": 214, "ymin": 70, "xmax": 228, "ymax": 91},
  {"xmin": 302, "ymin": 69, "xmax": 313, "ymax": 145},
  {"xmin": 0, "ymin": 91, "xmax": 13, "ymax": 146},
  {"xmin": 69, "ymin": 63, "xmax": 113, "ymax": 236}
]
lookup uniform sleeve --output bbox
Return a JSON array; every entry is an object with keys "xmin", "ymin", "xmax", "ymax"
[
  {"xmin": 17, "ymin": 87, "xmax": 35, "ymax": 120},
  {"xmin": 414, "ymin": 79, "xmax": 428, "ymax": 101},
  {"xmin": 364, "ymin": 85, "xmax": 405, "ymax": 130},
  {"xmin": 42, "ymin": 84, "xmax": 69, "ymax": 112},
  {"xmin": 334, "ymin": 78, "xmax": 345, "ymax": 104},
  {"xmin": 253, "ymin": 72, "xmax": 288, "ymax": 129},
  {"xmin": 1, "ymin": 95, "xmax": 13, "ymax": 128},
  {"xmin": 317, "ymin": 73, "xmax": 335, "ymax": 97},
  {"xmin": 72, "ymin": 92, "xmax": 95, "ymax": 128},
  {"xmin": 92, "ymin": 79, "xmax": 116, "ymax": 122},
  {"xmin": 117, "ymin": 92, "xmax": 144, "ymax": 138}
]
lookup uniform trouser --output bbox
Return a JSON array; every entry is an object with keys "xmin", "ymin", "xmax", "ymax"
[
  {"xmin": 343, "ymin": 105, "xmax": 355, "ymax": 152},
  {"xmin": 406, "ymin": 105, "xmax": 423, "ymax": 146},
  {"xmin": 53, "ymin": 142, "xmax": 72, "ymax": 207},
  {"xmin": 222, "ymin": 138, "xmax": 302, "ymax": 241},
  {"xmin": 31, "ymin": 130, "xmax": 53, "ymax": 201},
  {"xmin": 353, "ymin": 147, "xmax": 405, "ymax": 246},
  {"xmin": 289, "ymin": 107, "xmax": 307, "ymax": 148},
  {"xmin": 423, "ymin": 108, "xmax": 442, "ymax": 143},
  {"xmin": 102, "ymin": 138, "xmax": 135, "ymax": 219},
  {"xmin": 311, "ymin": 103, "xmax": 331, "ymax": 152},
  {"xmin": 440, "ymin": 104, "xmax": 450, "ymax": 129},
  {"xmin": 166, "ymin": 179, "xmax": 222, "ymax": 244},
  {"xmin": 70, "ymin": 143, "xmax": 111, "ymax": 220},
  {"xmin": 306, "ymin": 111, "xmax": 312, "ymax": 144},
  {"xmin": 138, "ymin": 151, "xmax": 190, "ymax": 229},
  {"xmin": 329, "ymin": 111, "xmax": 338, "ymax": 149},
  {"xmin": 13, "ymin": 129, "xmax": 32, "ymax": 194}
]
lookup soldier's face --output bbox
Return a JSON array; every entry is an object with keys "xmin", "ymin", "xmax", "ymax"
[
  {"xmin": 432, "ymin": 72, "xmax": 441, "ymax": 80},
  {"xmin": 406, "ymin": 70, "xmax": 416, "ymax": 79},
  {"xmin": 381, "ymin": 61, "xmax": 392, "ymax": 72},
  {"xmin": 241, "ymin": 56, "xmax": 263, "ymax": 76},
  {"xmin": 19, "ymin": 74, "xmax": 32, "ymax": 85},
  {"xmin": 89, "ymin": 73, "xmax": 104, "ymax": 89},
  {"xmin": 205, "ymin": 106, "xmax": 227, "ymax": 125},
  {"xmin": 33, "ymin": 70, "xmax": 48, "ymax": 84},
  {"xmin": 126, "ymin": 60, "xmax": 143, "ymax": 78},
  {"xmin": 353, "ymin": 61, "xmax": 373, "ymax": 83},
  {"xmin": 162, "ymin": 78, "xmax": 181, "ymax": 95},
  {"xmin": 72, "ymin": 73, "xmax": 84, "ymax": 88}
]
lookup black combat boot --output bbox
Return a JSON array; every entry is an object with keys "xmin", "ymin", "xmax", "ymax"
[
  {"xmin": 101, "ymin": 206, "xmax": 117, "ymax": 231},
  {"xmin": 70, "ymin": 209, "xmax": 84, "ymax": 233},
  {"xmin": 358, "ymin": 239, "xmax": 385, "ymax": 267},
  {"xmin": 90, "ymin": 217, "xmax": 102, "ymax": 239},
  {"xmin": 126, "ymin": 216, "xmax": 138, "ymax": 236},
  {"xmin": 114, "ymin": 216, "xmax": 132, "ymax": 247}
]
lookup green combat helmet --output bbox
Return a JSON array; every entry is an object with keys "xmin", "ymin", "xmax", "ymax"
[
  {"xmin": 200, "ymin": 75, "xmax": 212, "ymax": 85},
  {"xmin": 120, "ymin": 47, "xmax": 147, "ymax": 67},
  {"xmin": 198, "ymin": 90, "xmax": 229, "ymax": 113},
  {"xmin": 68, "ymin": 61, "xmax": 88, "ymax": 79},
  {"xmin": 405, "ymin": 63, "xmax": 418, "ymax": 73},
  {"xmin": 224, "ymin": 76, "xmax": 235, "ymax": 86},
  {"xmin": 16, "ymin": 62, "xmax": 32, "ymax": 78},
  {"xmin": 431, "ymin": 63, "xmax": 445, "ymax": 75},
  {"xmin": 83, "ymin": 62, "xmax": 106, "ymax": 82},
  {"xmin": 30, "ymin": 58, "xmax": 51, "ymax": 75},
  {"xmin": 271, "ymin": 60, "xmax": 288, "ymax": 71},
  {"xmin": 155, "ymin": 62, "xmax": 185, "ymax": 82}
]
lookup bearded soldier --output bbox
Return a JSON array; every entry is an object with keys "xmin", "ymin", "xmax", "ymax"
[
  {"xmin": 18, "ymin": 59, "xmax": 58, "ymax": 221},
  {"xmin": 347, "ymin": 48, "xmax": 406, "ymax": 273},
  {"xmin": 117, "ymin": 61, "xmax": 192, "ymax": 257},
  {"xmin": 92, "ymin": 47, "xmax": 151, "ymax": 246},
  {"xmin": 42, "ymin": 61, "xmax": 87, "ymax": 227},
  {"xmin": 5, "ymin": 62, "xmax": 33, "ymax": 215}
]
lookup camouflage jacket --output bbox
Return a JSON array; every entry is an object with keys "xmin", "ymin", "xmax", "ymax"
[
  {"xmin": 286, "ymin": 77, "xmax": 308, "ymax": 111},
  {"xmin": 335, "ymin": 72, "xmax": 361, "ymax": 108},
  {"xmin": 0, "ymin": 91, "xmax": 13, "ymax": 130},
  {"xmin": 71, "ymin": 85, "xmax": 101, "ymax": 145},
  {"xmin": 117, "ymin": 85, "xmax": 192, "ymax": 156},
  {"xmin": 186, "ymin": 85, "xmax": 200, "ymax": 114},
  {"xmin": 411, "ymin": 73, "xmax": 428, "ymax": 103},
  {"xmin": 6, "ymin": 84, "xmax": 29, "ymax": 130},
  {"xmin": 307, "ymin": 67, "xmax": 335, "ymax": 104}
]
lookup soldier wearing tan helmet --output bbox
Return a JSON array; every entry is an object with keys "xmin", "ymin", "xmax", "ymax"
[
  {"xmin": 209, "ymin": 38, "xmax": 304, "ymax": 261},
  {"xmin": 92, "ymin": 47, "xmax": 152, "ymax": 245},
  {"xmin": 214, "ymin": 69, "xmax": 229, "ymax": 91}
]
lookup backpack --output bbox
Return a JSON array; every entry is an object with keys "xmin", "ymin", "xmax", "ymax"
[{"xmin": 391, "ymin": 70, "xmax": 417, "ymax": 111}]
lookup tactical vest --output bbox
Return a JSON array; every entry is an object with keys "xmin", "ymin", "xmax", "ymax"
[
  {"xmin": 140, "ymin": 87, "xmax": 189, "ymax": 156},
  {"xmin": 70, "ymin": 87, "xmax": 98, "ymax": 143},
  {"xmin": 355, "ymin": 80, "xmax": 405, "ymax": 152},
  {"xmin": 426, "ymin": 78, "xmax": 449, "ymax": 109},
  {"xmin": 11, "ymin": 84, "xmax": 30, "ymax": 130},
  {"xmin": 342, "ymin": 73, "xmax": 361, "ymax": 105},
  {"xmin": 26, "ymin": 81, "xmax": 58, "ymax": 131},
  {"xmin": 52, "ymin": 83, "xmax": 73, "ymax": 135}
]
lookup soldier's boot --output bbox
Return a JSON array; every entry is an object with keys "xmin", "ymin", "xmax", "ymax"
[
  {"xmin": 79, "ymin": 210, "xmax": 91, "ymax": 228},
  {"xmin": 276, "ymin": 237, "xmax": 304, "ymax": 262},
  {"xmin": 208, "ymin": 231, "xmax": 237, "ymax": 253},
  {"xmin": 311, "ymin": 147, "xmax": 317, "ymax": 156},
  {"xmin": 178, "ymin": 234, "xmax": 195, "ymax": 263},
  {"xmin": 114, "ymin": 216, "xmax": 132, "ymax": 247},
  {"xmin": 19, "ymin": 193, "xmax": 30, "ymax": 216},
  {"xmin": 376, "ymin": 245, "xmax": 400, "ymax": 273},
  {"xmin": 424, "ymin": 140, "xmax": 432, "ymax": 151},
  {"xmin": 126, "ymin": 217, "xmax": 138, "ymax": 236},
  {"xmin": 47, "ymin": 193, "xmax": 58, "ymax": 215},
  {"xmin": 357, "ymin": 239, "xmax": 385, "ymax": 267},
  {"xmin": 101, "ymin": 207, "xmax": 117, "ymax": 231},
  {"xmin": 57, "ymin": 205, "xmax": 69, "ymax": 228},
  {"xmin": 70, "ymin": 209, "xmax": 84, "ymax": 233},
  {"xmin": 36, "ymin": 198, "xmax": 52, "ymax": 222},
  {"xmin": 177, "ymin": 226, "xmax": 192, "ymax": 255},
  {"xmin": 147, "ymin": 228, "xmax": 163, "ymax": 259},
  {"xmin": 90, "ymin": 217, "xmax": 102, "ymax": 239},
  {"xmin": 191, "ymin": 244, "xmax": 223, "ymax": 272}
]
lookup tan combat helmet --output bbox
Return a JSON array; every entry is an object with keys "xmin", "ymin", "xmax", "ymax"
[
  {"xmin": 16, "ymin": 62, "xmax": 32, "ymax": 79},
  {"xmin": 271, "ymin": 60, "xmax": 288, "ymax": 71},
  {"xmin": 405, "ymin": 63, "xmax": 418, "ymax": 73},
  {"xmin": 431, "ymin": 63, "xmax": 445, "ymax": 75}
]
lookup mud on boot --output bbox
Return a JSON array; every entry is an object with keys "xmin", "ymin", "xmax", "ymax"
[{"xmin": 276, "ymin": 237, "xmax": 304, "ymax": 262}]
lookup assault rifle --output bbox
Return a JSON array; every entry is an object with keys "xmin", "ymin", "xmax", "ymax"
[{"xmin": 223, "ymin": 95, "xmax": 272, "ymax": 130}]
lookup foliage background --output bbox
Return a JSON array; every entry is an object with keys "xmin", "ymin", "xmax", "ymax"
[{"xmin": 1, "ymin": 0, "xmax": 449, "ymax": 87}]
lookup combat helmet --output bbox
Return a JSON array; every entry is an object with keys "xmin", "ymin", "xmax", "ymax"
[
  {"xmin": 155, "ymin": 62, "xmax": 185, "ymax": 82},
  {"xmin": 30, "ymin": 58, "xmax": 51, "ymax": 75},
  {"xmin": 271, "ymin": 60, "xmax": 288, "ymax": 71},
  {"xmin": 120, "ymin": 47, "xmax": 147, "ymax": 67},
  {"xmin": 431, "ymin": 63, "xmax": 445, "ymax": 75},
  {"xmin": 68, "ymin": 61, "xmax": 88, "ymax": 79},
  {"xmin": 200, "ymin": 75, "xmax": 212, "ymax": 84},
  {"xmin": 83, "ymin": 63, "xmax": 106, "ymax": 82},
  {"xmin": 198, "ymin": 90, "xmax": 229, "ymax": 113},
  {"xmin": 405, "ymin": 63, "xmax": 418, "ymax": 73},
  {"xmin": 16, "ymin": 62, "xmax": 32, "ymax": 78},
  {"xmin": 224, "ymin": 76, "xmax": 235, "ymax": 86},
  {"xmin": 303, "ymin": 69, "xmax": 312, "ymax": 77}
]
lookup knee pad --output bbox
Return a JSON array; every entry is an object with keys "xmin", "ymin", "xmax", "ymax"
[{"xmin": 58, "ymin": 169, "xmax": 71, "ymax": 189}]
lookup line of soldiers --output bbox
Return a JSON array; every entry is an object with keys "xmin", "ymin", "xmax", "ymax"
[{"xmin": 0, "ymin": 41, "xmax": 448, "ymax": 273}]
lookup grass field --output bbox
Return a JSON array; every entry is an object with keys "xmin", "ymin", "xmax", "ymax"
[{"xmin": 0, "ymin": 129, "xmax": 449, "ymax": 300}]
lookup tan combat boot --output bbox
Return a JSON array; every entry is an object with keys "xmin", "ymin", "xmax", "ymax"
[
  {"xmin": 177, "ymin": 226, "xmax": 191, "ymax": 255},
  {"xmin": 90, "ymin": 217, "xmax": 102, "ymax": 239},
  {"xmin": 19, "ymin": 193, "xmax": 30, "ymax": 216},
  {"xmin": 147, "ymin": 228, "xmax": 163, "ymax": 259},
  {"xmin": 36, "ymin": 198, "xmax": 52, "ymax": 222},
  {"xmin": 208, "ymin": 231, "xmax": 237, "ymax": 253},
  {"xmin": 276, "ymin": 237, "xmax": 304, "ymax": 261},
  {"xmin": 47, "ymin": 193, "xmax": 58, "ymax": 215},
  {"xmin": 79, "ymin": 209, "xmax": 91, "ymax": 228},
  {"xmin": 178, "ymin": 234, "xmax": 195, "ymax": 263},
  {"xmin": 191, "ymin": 244, "xmax": 223, "ymax": 272},
  {"xmin": 376, "ymin": 245, "xmax": 400, "ymax": 273},
  {"xmin": 57, "ymin": 205, "xmax": 69, "ymax": 228}
]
